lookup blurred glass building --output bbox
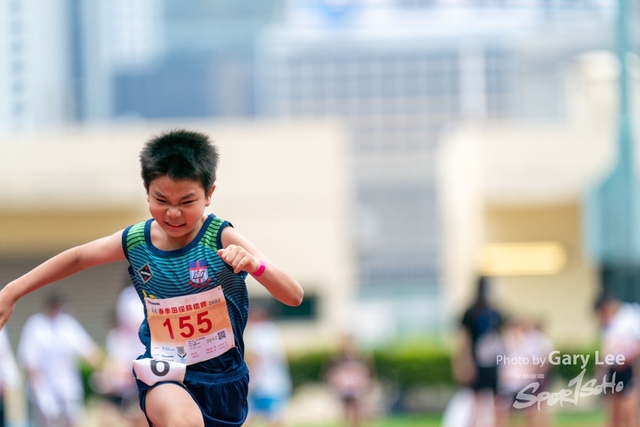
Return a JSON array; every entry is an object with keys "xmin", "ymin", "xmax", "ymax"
[
  {"xmin": 111, "ymin": 0, "xmax": 282, "ymax": 118},
  {"xmin": 0, "ymin": 0, "xmax": 628, "ymax": 338},
  {"xmin": 0, "ymin": 0, "xmax": 283, "ymax": 129},
  {"xmin": 255, "ymin": 0, "xmax": 620, "ymax": 336}
]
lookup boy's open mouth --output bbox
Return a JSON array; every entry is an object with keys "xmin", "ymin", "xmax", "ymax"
[{"xmin": 165, "ymin": 222, "xmax": 184, "ymax": 229}]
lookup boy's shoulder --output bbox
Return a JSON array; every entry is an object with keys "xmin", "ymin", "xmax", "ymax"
[
  {"xmin": 123, "ymin": 220, "xmax": 149, "ymax": 253},
  {"xmin": 200, "ymin": 214, "xmax": 229, "ymax": 250},
  {"xmin": 204, "ymin": 213, "xmax": 227, "ymax": 232}
]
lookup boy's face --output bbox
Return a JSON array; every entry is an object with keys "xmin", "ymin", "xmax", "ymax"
[{"xmin": 146, "ymin": 175, "xmax": 215, "ymax": 243}]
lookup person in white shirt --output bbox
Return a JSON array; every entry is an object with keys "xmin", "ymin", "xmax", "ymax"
[
  {"xmin": 0, "ymin": 328, "xmax": 20, "ymax": 427},
  {"xmin": 91, "ymin": 284, "xmax": 146, "ymax": 427},
  {"xmin": 244, "ymin": 305, "xmax": 292, "ymax": 427},
  {"xmin": 497, "ymin": 318, "xmax": 553, "ymax": 427},
  {"xmin": 18, "ymin": 292, "xmax": 103, "ymax": 427},
  {"xmin": 595, "ymin": 293, "xmax": 640, "ymax": 427}
]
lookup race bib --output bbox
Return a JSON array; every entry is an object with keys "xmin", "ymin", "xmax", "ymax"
[{"xmin": 145, "ymin": 286, "xmax": 235, "ymax": 365}]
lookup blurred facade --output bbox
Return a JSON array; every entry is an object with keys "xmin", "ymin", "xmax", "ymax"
[
  {"xmin": 0, "ymin": 0, "xmax": 634, "ymax": 346},
  {"xmin": 440, "ymin": 51, "xmax": 640, "ymax": 346}
]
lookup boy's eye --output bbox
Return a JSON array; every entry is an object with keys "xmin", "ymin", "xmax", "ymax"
[
  {"xmin": 155, "ymin": 198, "xmax": 167, "ymax": 204},
  {"xmin": 183, "ymin": 200, "xmax": 195, "ymax": 205}
]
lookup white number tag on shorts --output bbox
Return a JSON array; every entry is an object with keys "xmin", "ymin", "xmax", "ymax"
[
  {"xmin": 133, "ymin": 358, "xmax": 186, "ymax": 386},
  {"xmin": 145, "ymin": 286, "xmax": 235, "ymax": 365}
]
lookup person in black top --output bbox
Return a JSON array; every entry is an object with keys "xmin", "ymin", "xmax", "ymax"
[{"xmin": 458, "ymin": 276, "xmax": 504, "ymax": 427}]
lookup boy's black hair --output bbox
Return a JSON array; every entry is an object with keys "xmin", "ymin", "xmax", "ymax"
[{"xmin": 140, "ymin": 129, "xmax": 219, "ymax": 193}]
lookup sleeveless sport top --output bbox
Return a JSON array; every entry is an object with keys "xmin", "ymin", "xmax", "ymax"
[{"xmin": 122, "ymin": 213, "xmax": 249, "ymax": 373}]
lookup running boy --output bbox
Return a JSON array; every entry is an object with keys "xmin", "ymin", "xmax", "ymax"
[{"xmin": 0, "ymin": 129, "xmax": 304, "ymax": 427}]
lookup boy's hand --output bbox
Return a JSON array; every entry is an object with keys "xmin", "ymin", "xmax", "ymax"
[{"xmin": 217, "ymin": 245, "xmax": 260, "ymax": 275}]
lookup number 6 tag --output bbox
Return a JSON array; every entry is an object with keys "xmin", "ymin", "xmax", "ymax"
[{"xmin": 133, "ymin": 358, "xmax": 186, "ymax": 386}]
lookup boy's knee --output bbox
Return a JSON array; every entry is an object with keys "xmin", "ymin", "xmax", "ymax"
[
  {"xmin": 145, "ymin": 385, "xmax": 204, "ymax": 427},
  {"xmin": 167, "ymin": 412, "xmax": 204, "ymax": 427},
  {"xmin": 156, "ymin": 409, "xmax": 204, "ymax": 427}
]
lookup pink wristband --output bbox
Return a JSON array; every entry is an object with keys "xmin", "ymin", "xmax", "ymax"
[{"xmin": 252, "ymin": 259, "xmax": 266, "ymax": 277}]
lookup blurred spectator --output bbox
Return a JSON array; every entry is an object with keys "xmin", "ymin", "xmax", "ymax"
[
  {"xmin": 594, "ymin": 293, "xmax": 640, "ymax": 427},
  {"xmin": 244, "ymin": 304, "xmax": 292, "ymax": 427},
  {"xmin": 18, "ymin": 292, "xmax": 103, "ymax": 427},
  {"xmin": 0, "ymin": 328, "xmax": 20, "ymax": 427},
  {"xmin": 90, "ymin": 283, "xmax": 146, "ymax": 427},
  {"xmin": 324, "ymin": 332, "xmax": 376, "ymax": 427},
  {"xmin": 458, "ymin": 275, "xmax": 504, "ymax": 427}
]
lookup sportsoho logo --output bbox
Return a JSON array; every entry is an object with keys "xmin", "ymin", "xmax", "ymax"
[{"xmin": 497, "ymin": 351, "xmax": 626, "ymax": 409}]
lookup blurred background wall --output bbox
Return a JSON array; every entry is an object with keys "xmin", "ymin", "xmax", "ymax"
[{"xmin": 0, "ymin": 0, "xmax": 637, "ymax": 353}]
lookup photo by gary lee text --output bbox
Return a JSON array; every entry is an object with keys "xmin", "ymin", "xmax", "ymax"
[{"xmin": 496, "ymin": 350, "xmax": 625, "ymax": 370}]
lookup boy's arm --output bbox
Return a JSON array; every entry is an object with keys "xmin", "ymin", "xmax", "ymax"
[
  {"xmin": 219, "ymin": 227, "xmax": 303, "ymax": 307},
  {"xmin": 0, "ymin": 230, "xmax": 126, "ymax": 329}
]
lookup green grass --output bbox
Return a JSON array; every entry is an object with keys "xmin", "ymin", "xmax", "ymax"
[
  {"xmin": 288, "ymin": 411, "xmax": 607, "ymax": 427},
  {"xmin": 374, "ymin": 414, "xmax": 441, "ymax": 427},
  {"xmin": 553, "ymin": 411, "xmax": 607, "ymax": 426},
  {"xmin": 289, "ymin": 414, "xmax": 439, "ymax": 427}
]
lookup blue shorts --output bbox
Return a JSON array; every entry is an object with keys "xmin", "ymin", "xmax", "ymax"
[{"xmin": 137, "ymin": 363, "xmax": 249, "ymax": 427}]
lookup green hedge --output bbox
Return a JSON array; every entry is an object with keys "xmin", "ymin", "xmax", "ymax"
[
  {"xmin": 288, "ymin": 345, "xmax": 454, "ymax": 390},
  {"xmin": 287, "ymin": 346, "xmax": 601, "ymax": 391},
  {"xmin": 373, "ymin": 347, "xmax": 453, "ymax": 388},
  {"xmin": 288, "ymin": 351, "xmax": 330, "ymax": 390},
  {"xmin": 551, "ymin": 349, "xmax": 597, "ymax": 383}
]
